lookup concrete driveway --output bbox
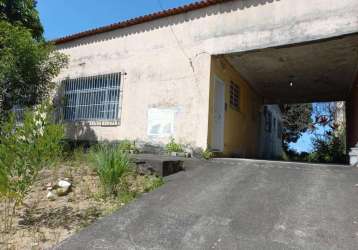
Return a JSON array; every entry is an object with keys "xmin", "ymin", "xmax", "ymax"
[{"xmin": 55, "ymin": 159, "xmax": 358, "ymax": 250}]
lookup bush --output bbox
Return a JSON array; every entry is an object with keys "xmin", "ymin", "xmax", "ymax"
[
  {"xmin": 309, "ymin": 131, "xmax": 347, "ymax": 164},
  {"xmin": 202, "ymin": 149, "xmax": 214, "ymax": 160},
  {"xmin": 165, "ymin": 138, "xmax": 183, "ymax": 153},
  {"xmin": 118, "ymin": 139, "xmax": 139, "ymax": 153},
  {"xmin": 89, "ymin": 145, "xmax": 132, "ymax": 197},
  {"xmin": 0, "ymin": 102, "xmax": 64, "ymax": 232}
]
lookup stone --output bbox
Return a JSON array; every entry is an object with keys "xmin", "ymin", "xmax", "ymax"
[
  {"xmin": 47, "ymin": 191, "xmax": 57, "ymax": 201},
  {"xmin": 56, "ymin": 187, "xmax": 70, "ymax": 196},
  {"xmin": 53, "ymin": 179, "xmax": 72, "ymax": 196},
  {"xmin": 58, "ymin": 180, "xmax": 71, "ymax": 189}
]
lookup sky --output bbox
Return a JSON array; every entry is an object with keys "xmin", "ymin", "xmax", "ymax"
[
  {"xmin": 289, "ymin": 103, "xmax": 333, "ymax": 153},
  {"xmin": 37, "ymin": 0, "xmax": 197, "ymax": 40},
  {"xmin": 36, "ymin": 1, "xmax": 329, "ymax": 153}
]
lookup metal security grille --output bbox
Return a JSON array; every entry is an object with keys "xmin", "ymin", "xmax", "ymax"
[
  {"xmin": 229, "ymin": 81, "xmax": 240, "ymax": 110},
  {"xmin": 63, "ymin": 73, "xmax": 121, "ymax": 121},
  {"xmin": 12, "ymin": 105, "xmax": 25, "ymax": 123}
]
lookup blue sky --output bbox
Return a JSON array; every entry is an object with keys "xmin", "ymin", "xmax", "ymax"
[
  {"xmin": 289, "ymin": 103, "xmax": 333, "ymax": 153},
  {"xmin": 36, "ymin": 1, "xmax": 326, "ymax": 153},
  {"xmin": 37, "ymin": 0, "xmax": 197, "ymax": 40}
]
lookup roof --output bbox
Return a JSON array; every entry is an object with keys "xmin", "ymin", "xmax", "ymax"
[{"xmin": 53, "ymin": 0, "xmax": 235, "ymax": 45}]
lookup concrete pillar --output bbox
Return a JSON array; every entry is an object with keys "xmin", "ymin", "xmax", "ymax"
[{"xmin": 347, "ymin": 76, "xmax": 358, "ymax": 165}]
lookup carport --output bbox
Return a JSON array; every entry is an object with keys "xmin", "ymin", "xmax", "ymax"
[{"xmin": 209, "ymin": 33, "xmax": 358, "ymax": 162}]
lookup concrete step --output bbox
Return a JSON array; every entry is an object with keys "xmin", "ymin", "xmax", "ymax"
[{"xmin": 131, "ymin": 154, "xmax": 185, "ymax": 177}]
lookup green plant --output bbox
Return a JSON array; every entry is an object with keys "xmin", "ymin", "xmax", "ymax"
[
  {"xmin": 89, "ymin": 145, "xmax": 132, "ymax": 197},
  {"xmin": 0, "ymin": 21, "xmax": 68, "ymax": 118},
  {"xmin": 0, "ymin": 102, "xmax": 64, "ymax": 233},
  {"xmin": 143, "ymin": 176, "xmax": 164, "ymax": 192},
  {"xmin": 308, "ymin": 130, "xmax": 347, "ymax": 164},
  {"xmin": 202, "ymin": 149, "xmax": 214, "ymax": 160},
  {"xmin": 118, "ymin": 139, "xmax": 139, "ymax": 153},
  {"xmin": 165, "ymin": 138, "xmax": 183, "ymax": 153}
]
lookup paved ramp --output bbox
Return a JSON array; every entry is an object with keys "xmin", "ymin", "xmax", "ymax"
[{"xmin": 55, "ymin": 159, "xmax": 358, "ymax": 250}]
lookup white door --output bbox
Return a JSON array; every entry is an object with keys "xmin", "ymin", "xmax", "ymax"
[{"xmin": 212, "ymin": 76, "xmax": 225, "ymax": 152}]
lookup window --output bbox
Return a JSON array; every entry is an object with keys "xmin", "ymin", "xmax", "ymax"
[
  {"xmin": 229, "ymin": 81, "xmax": 240, "ymax": 110},
  {"xmin": 12, "ymin": 105, "xmax": 25, "ymax": 124},
  {"xmin": 63, "ymin": 73, "xmax": 121, "ymax": 121}
]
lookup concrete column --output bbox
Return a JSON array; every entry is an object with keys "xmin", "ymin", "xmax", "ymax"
[{"xmin": 347, "ymin": 76, "xmax": 358, "ymax": 165}]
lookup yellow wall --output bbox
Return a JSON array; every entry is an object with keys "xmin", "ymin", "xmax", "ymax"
[{"xmin": 208, "ymin": 56, "xmax": 263, "ymax": 157}]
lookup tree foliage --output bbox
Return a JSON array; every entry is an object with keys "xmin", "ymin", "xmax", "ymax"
[
  {"xmin": 0, "ymin": 21, "xmax": 68, "ymax": 119},
  {"xmin": 0, "ymin": 0, "xmax": 43, "ymax": 40},
  {"xmin": 308, "ymin": 102, "xmax": 347, "ymax": 163},
  {"xmin": 309, "ymin": 130, "xmax": 346, "ymax": 164},
  {"xmin": 281, "ymin": 103, "xmax": 313, "ymax": 147}
]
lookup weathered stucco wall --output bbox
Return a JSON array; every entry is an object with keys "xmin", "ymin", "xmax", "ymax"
[
  {"xmin": 55, "ymin": 0, "xmax": 358, "ymax": 149},
  {"xmin": 209, "ymin": 56, "xmax": 263, "ymax": 157}
]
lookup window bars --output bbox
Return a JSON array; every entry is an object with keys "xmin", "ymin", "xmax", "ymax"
[
  {"xmin": 63, "ymin": 73, "xmax": 121, "ymax": 122},
  {"xmin": 229, "ymin": 81, "xmax": 240, "ymax": 110},
  {"xmin": 12, "ymin": 105, "xmax": 25, "ymax": 123}
]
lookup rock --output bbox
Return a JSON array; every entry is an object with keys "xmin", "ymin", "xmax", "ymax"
[
  {"xmin": 58, "ymin": 180, "xmax": 71, "ymax": 189},
  {"xmin": 56, "ymin": 187, "xmax": 69, "ymax": 196},
  {"xmin": 47, "ymin": 191, "xmax": 57, "ymax": 201},
  {"xmin": 53, "ymin": 179, "xmax": 72, "ymax": 196},
  {"xmin": 43, "ymin": 182, "xmax": 53, "ymax": 190}
]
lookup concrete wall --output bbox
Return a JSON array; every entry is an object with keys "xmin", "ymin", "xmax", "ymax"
[
  {"xmin": 55, "ymin": 0, "xmax": 358, "ymax": 149},
  {"xmin": 209, "ymin": 56, "xmax": 263, "ymax": 157},
  {"xmin": 347, "ymin": 76, "xmax": 358, "ymax": 148}
]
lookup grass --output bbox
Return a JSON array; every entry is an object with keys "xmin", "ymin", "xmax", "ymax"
[
  {"xmin": 0, "ymin": 144, "xmax": 165, "ymax": 249},
  {"xmin": 89, "ymin": 145, "xmax": 132, "ymax": 197}
]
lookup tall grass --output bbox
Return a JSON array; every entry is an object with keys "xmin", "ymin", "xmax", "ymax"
[{"xmin": 89, "ymin": 145, "xmax": 132, "ymax": 196}]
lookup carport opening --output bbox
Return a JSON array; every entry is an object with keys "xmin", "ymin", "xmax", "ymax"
[
  {"xmin": 280, "ymin": 101, "xmax": 347, "ymax": 164},
  {"xmin": 210, "ymin": 34, "xmax": 357, "ymax": 164}
]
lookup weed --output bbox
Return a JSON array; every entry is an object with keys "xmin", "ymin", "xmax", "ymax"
[
  {"xmin": 202, "ymin": 149, "xmax": 214, "ymax": 160},
  {"xmin": 143, "ymin": 175, "xmax": 164, "ymax": 192},
  {"xmin": 165, "ymin": 138, "xmax": 183, "ymax": 153},
  {"xmin": 89, "ymin": 145, "xmax": 132, "ymax": 197},
  {"xmin": 0, "ymin": 102, "xmax": 64, "ymax": 234},
  {"xmin": 118, "ymin": 140, "xmax": 139, "ymax": 153}
]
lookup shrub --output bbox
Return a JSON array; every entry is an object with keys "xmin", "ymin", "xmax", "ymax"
[
  {"xmin": 143, "ymin": 175, "xmax": 164, "ymax": 192},
  {"xmin": 0, "ymin": 102, "xmax": 64, "ymax": 232},
  {"xmin": 118, "ymin": 139, "xmax": 139, "ymax": 153},
  {"xmin": 308, "ymin": 131, "xmax": 347, "ymax": 164},
  {"xmin": 165, "ymin": 138, "xmax": 183, "ymax": 153},
  {"xmin": 89, "ymin": 145, "xmax": 132, "ymax": 197},
  {"xmin": 202, "ymin": 149, "xmax": 214, "ymax": 160}
]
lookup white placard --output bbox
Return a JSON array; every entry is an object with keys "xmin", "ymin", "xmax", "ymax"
[{"xmin": 147, "ymin": 108, "xmax": 176, "ymax": 137}]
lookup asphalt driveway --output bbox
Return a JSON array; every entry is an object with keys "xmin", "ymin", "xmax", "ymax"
[{"xmin": 55, "ymin": 159, "xmax": 358, "ymax": 250}]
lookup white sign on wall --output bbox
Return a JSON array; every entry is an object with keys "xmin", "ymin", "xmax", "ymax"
[{"xmin": 147, "ymin": 108, "xmax": 177, "ymax": 137}]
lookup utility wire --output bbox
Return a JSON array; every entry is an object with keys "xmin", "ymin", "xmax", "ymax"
[{"xmin": 156, "ymin": 0, "xmax": 194, "ymax": 72}]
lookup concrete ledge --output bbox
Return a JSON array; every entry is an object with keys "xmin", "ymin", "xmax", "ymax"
[{"xmin": 131, "ymin": 154, "xmax": 185, "ymax": 177}]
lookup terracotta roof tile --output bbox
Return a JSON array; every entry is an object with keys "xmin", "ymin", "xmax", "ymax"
[{"xmin": 53, "ymin": 0, "xmax": 235, "ymax": 45}]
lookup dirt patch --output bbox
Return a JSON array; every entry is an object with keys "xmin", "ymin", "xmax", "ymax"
[{"xmin": 0, "ymin": 163, "xmax": 126, "ymax": 250}]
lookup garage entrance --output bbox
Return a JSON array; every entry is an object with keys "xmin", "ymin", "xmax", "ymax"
[{"xmin": 208, "ymin": 33, "xmax": 358, "ymax": 163}]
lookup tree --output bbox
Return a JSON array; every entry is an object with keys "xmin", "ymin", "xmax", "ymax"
[
  {"xmin": 308, "ymin": 102, "xmax": 347, "ymax": 163},
  {"xmin": 0, "ymin": 0, "xmax": 43, "ymax": 40},
  {"xmin": 0, "ymin": 21, "xmax": 68, "ymax": 119},
  {"xmin": 281, "ymin": 103, "xmax": 313, "ymax": 148}
]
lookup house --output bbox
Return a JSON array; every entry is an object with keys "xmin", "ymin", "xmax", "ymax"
[{"xmin": 53, "ymin": 0, "xmax": 358, "ymax": 162}]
